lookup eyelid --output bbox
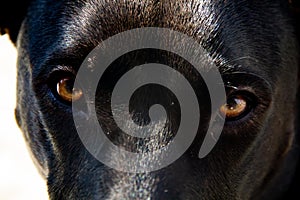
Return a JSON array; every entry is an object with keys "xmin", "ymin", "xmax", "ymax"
[
  {"xmin": 222, "ymin": 72, "xmax": 273, "ymax": 100},
  {"xmin": 219, "ymin": 72, "xmax": 273, "ymax": 131},
  {"xmin": 222, "ymin": 72, "xmax": 273, "ymax": 92},
  {"xmin": 49, "ymin": 66, "xmax": 77, "ymax": 76}
]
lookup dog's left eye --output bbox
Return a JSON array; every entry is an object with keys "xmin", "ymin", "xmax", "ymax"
[
  {"xmin": 56, "ymin": 78, "xmax": 83, "ymax": 102},
  {"xmin": 220, "ymin": 94, "xmax": 253, "ymax": 121}
]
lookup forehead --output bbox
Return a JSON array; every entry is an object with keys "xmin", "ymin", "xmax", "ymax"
[
  {"xmin": 28, "ymin": 0, "xmax": 285, "ymax": 38},
  {"xmin": 29, "ymin": 0, "xmax": 219, "ymax": 47},
  {"xmin": 25, "ymin": 0, "xmax": 294, "ymax": 78}
]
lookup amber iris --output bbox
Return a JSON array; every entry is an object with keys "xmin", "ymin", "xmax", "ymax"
[
  {"xmin": 56, "ymin": 78, "xmax": 83, "ymax": 102},
  {"xmin": 220, "ymin": 95, "xmax": 248, "ymax": 119}
]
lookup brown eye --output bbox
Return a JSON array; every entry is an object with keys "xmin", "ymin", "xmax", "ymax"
[
  {"xmin": 56, "ymin": 78, "xmax": 83, "ymax": 102},
  {"xmin": 220, "ymin": 95, "xmax": 249, "ymax": 120}
]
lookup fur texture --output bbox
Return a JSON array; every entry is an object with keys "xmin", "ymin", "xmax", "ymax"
[{"xmin": 1, "ymin": 0, "xmax": 300, "ymax": 199}]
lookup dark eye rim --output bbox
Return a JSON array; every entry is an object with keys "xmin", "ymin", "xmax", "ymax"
[
  {"xmin": 223, "ymin": 89, "xmax": 258, "ymax": 122},
  {"xmin": 221, "ymin": 72, "xmax": 273, "ymax": 126},
  {"xmin": 47, "ymin": 70, "xmax": 78, "ymax": 105}
]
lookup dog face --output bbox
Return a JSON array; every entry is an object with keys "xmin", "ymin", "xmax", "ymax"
[{"xmin": 1, "ymin": 0, "xmax": 300, "ymax": 199}]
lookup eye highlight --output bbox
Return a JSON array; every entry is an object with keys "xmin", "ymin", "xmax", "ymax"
[
  {"xmin": 220, "ymin": 94, "xmax": 252, "ymax": 120},
  {"xmin": 56, "ymin": 78, "xmax": 83, "ymax": 102}
]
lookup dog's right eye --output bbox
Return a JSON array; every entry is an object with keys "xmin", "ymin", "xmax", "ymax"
[{"xmin": 56, "ymin": 77, "xmax": 83, "ymax": 103}]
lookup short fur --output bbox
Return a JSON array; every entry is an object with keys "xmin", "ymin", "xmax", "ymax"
[{"xmin": 1, "ymin": 0, "xmax": 300, "ymax": 199}]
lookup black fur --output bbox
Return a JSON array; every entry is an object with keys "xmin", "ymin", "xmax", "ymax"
[{"xmin": 1, "ymin": 0, "xmax": 300, "ymax": 199}]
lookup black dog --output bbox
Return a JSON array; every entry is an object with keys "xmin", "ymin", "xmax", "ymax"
[{"xmin": 1, "ymin": 0, "xmax": 300, "ymax": 199}]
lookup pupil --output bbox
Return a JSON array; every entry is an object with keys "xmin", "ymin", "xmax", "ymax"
[
  {"xmin": 65, "ymin": 80, "xmax": 74, "ymax": 93},
  {"xmin": 227, "ymin": 98, "xmax": 239, "ymax": 110}
]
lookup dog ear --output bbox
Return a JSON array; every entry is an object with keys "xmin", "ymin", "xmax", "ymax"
[
  {"xmin": 288, "ymin": 0, "xmax": 300, "ymax": 33},
  {"xmin": 0, "ymin": 1, "xmax": 32, "ymax": 43},
  {"xmin": 288, "ymin": 0, "xmax": 300, "ymax": 197}
]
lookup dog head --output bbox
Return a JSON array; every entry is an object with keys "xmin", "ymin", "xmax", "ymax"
[{"xmin": 1, "ymin": 0, "xmax": 300, "ymax": 199}]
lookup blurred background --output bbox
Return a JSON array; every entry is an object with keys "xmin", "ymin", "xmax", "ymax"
[{"xmin": 0, "ymin": 34, "xmax": 48, "ymax": 199}]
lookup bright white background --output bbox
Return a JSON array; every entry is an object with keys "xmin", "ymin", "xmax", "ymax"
[{"xmin": 0, "ymin": 35, "xmax": 49, "ymax": 199}]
